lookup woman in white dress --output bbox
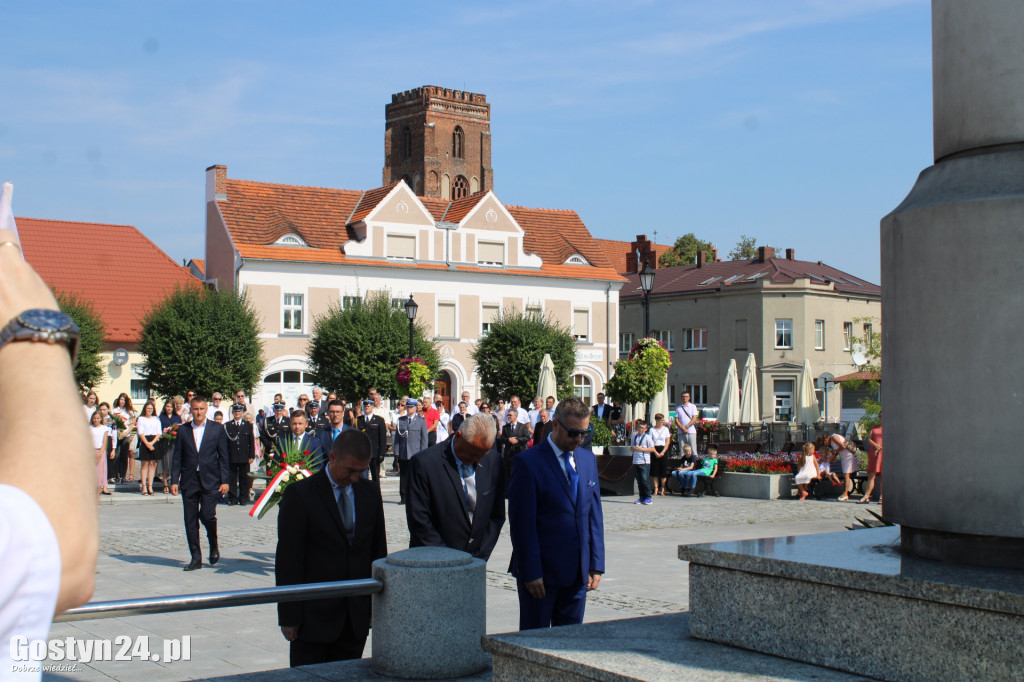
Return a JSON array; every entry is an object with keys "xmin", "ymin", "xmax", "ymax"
[
  {"xmin": 89, "ymin": 410, "xmax": 111, "ymax": 496},
  {"xmin": 794, "ymin": 442, "xmax": 820, "ymax": 501}
]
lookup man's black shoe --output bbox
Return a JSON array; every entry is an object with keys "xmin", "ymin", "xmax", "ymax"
[
  {"xmin": 209, "ymin": 550, "xmax": 220, "ymax": 565},
  {"xmin": 183, "ymin": 560, "xmax": 202, "ymax": 571}
]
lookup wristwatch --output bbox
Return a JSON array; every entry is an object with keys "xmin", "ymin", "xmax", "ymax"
[{"xmin": 0, "ymin": 308, "xmax": 80, "ymax": 366}]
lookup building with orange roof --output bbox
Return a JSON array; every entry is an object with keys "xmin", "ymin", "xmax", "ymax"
[
  {"xmin": 614, "ymin": 235, "xmax": 880, "ymax": 425},
  {"xmin": 204, "ymin": 87, "xmax": 626, "ymax": 408},
  {"xmin": 17, "ymin": 217, "xmax": 201, "ymax": 402}
]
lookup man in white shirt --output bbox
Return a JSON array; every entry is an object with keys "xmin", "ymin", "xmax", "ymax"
[
  {"xmin": 507, "ymin": 395, "xmax": 529, "ymax": 429},
  {"xmin": 461, "ymin": 391, "xmax": 479, "ymax": 416},
  {"xmin": 528, "ymin": 396, "xmax": 543, "ymax": 429},
  {"xmin": 207, "ymin": 392, "xmax": 228, "ymax": 422},
  {"xmin": 674, "ymin": 392, "xmax": 699, "ymax": 457}
]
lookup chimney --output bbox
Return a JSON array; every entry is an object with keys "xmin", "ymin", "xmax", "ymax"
[
  {"xmin": 696, "ymin": 249, "xmax": 706, "ymax": 267},
  {"xmin": 712, "ymin": 247, "xmax": 720, "ymax": 262},
  {"xmin": 205, "ymin": 164, "xmax": 228, "ymax": 202},
  {"xmin": 627, "ymin": 235, "xmax": 655, "ymax": 273},
  {"xmin": 757, "ymin": 245, "xmax": 776, "ymax": 262},
  {"xmin": 785, "ymin": 248, "xmax": 795, "ymax": 260}
]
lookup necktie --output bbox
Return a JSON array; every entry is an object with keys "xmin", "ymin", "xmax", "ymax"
[
  {"xmin": 561, "ymin": 451, "xmax": 578, "ymax": 505},
  {"xmin": 332, "ymin": 428, "xmax": 339, "ymax": 441},
  {"xmin": 459, "ymin": 463, "xmax": 477, "ymax": 516},
  {"xmin": 338, "ymin": 488, "xmax": 355, "ymax": 541}
]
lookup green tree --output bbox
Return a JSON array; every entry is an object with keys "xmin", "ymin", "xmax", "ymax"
[
  {"xmin": 603, "ymin": 337, "xmax": 672, "ymax": 408},
  {"xmin": 658, "ymin": 233, "xmax": 714, "ymax": 268},
  {"xmin": 55, "ymin": 290, "xmax": 106, "ymax": 391},
  {"xmin": 139, "ymin": 287, "xmax": 264, "ymax": 398},
  {"xmin": 307, "ymin": 294, "xmax": 440, "ymax": 400},
  {"xmin": 471, "ymin": 308, "xmax": 576, "ymax": 404},
  {"xmin": 729, "ymin": 234, "xmax": 758, "ymax": 260},
  {"xmin": 840, "ymin": 316, "xmax": 881, "ymax": 431}
]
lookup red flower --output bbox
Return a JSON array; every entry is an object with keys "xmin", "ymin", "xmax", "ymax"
[{"xmin": 303, "ymin": 450, "xmax": 310, "ymax": 455}]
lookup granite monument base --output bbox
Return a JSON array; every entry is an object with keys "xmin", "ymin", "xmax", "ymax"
[{"xmin": 679, "ymin": 526, "xmax": 1024, "ymax": 681}]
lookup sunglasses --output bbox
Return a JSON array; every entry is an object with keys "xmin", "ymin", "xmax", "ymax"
[{"xmin": 559, "ymin": 423, "xmax": 593, "ymax": 440}]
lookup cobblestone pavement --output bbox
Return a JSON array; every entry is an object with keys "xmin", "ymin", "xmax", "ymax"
[{"xmin": 42, "ymin": 477, "xmax": 877, "ymax": 680}]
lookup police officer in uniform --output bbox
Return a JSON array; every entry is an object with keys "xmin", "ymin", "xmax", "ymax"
[
  {"xmin": 356, "ymin": 399, "xmax": 388, "ymax": 484},
  {"xmin": 263, "ymin": 402, "xmax": 289, "ymax": 455},
  {"xmin": 306, "ymin": 399, "xmax": 328, "ymax": 434},
  {"xmin": 225, "ymin": 403, "xmax": 257, "ymax": 505}
]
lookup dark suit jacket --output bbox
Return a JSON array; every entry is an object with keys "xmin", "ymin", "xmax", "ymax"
[
  {"xmin": 224, "ymin": 419, "xmax": 257, "ymax": 464},
  {"xmin": 171, "ymin": 420, "xmax": 230, "ymax": 493},
  {"xmin": 316, "ymin": 423, "xmax": 354, "ymax": 461},
  {"xmin": 497, "ymin": 422, "xmax": 530, "ymax": 460},
  {"xmin": 508, "ymin": 437, "xmax": 605, "ymax": 587},
  {"xmin": 406, "ymin": 440, "xmax": 506, "ymax": 560},
  {"xmin": 276, "ymin": 470, "xmax": 387, "ymax": 643},
  {"xmin": 592, "ymin": 403, "xmax": 612, "ymax": 422},
  {"xmin": 275, "ymin": 432, "xmax": 324, "ymax": 467},
  {"xmin": 357, "ymin": 414, "xmax": 387, "ymax": 460}
]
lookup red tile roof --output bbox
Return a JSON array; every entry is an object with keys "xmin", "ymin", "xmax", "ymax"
[
  {"xmin": 832, "ymin": 370, "xmax": 880, "ymax": 383},
  {"xmin": 596, "ymin": 238, "xmax": 672, "ymax": 275},
  {"xmin": 215, "ymin": 175, "xmax": 624, "ymax": 282},
  {"xmin": 188, "ymin": 258, "xmax": 205, "ymax": 278},
  {"xmin": 17, "ymin": 217, "xmax": 202, "ymax": 343},
  {"xmin": 620, "ymin": 256, "xmax": 880, "ymax": 299}
]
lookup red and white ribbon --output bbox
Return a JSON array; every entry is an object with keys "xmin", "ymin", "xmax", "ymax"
[{"xmin": 249, "ymin": 467, "xmax": 312, "ymax": 519}]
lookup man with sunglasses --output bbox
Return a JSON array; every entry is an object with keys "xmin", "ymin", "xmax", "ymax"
[{"xmin": 507, "ymin": 396, "xmax": 605, "ymax": 631}]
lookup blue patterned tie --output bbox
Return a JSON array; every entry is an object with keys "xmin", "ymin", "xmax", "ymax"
[{"xmin": 561, "ymin": 451, "xmax": 578, "ymax": 504}]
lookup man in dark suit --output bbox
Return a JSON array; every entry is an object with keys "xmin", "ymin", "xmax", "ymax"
[
  {"xmin": 276, "ymin": 430, "xmax": 387, "ymax": 667},
  {"xmin": 170, "ymin": 397, "xmax": 231, "ymax": 571},
  {"xmin": 592, "ymin": 392, "xmax": 612, "ymax": 422},
  {"xmin": 497, "ymin": 415, "xmax": 530, "ymax": 484},
  {"xmin": 225, "ymin": 403, "xmax": 257, "ymax": 505},
  {"xmin": 508, "ymin": 396, "xmax": 605, "ymax": 630},
  {"xmin": 394, "ymin": 399, "xmax": 429, "ymax": 505},
  {"xmin": 406, "ymin": 413, "xmax": 505, "ymax": 561},
  {"xmin": 317, "ymin": 399, "xmax": 354, "ymax": 460},
  {"xmin": 356, "ymin": 400, "xmax": 387, "ymax": 484},
  {"xmin": 276, "ymin": 410, "xmax": 324, "ymax": 465}
]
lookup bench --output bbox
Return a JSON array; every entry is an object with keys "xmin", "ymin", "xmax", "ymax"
[
  {"xmin": 665, "ymin": 457, "xmax": 720, "ymax": 497},
  {"xmin": 714, "ymin": 441, "xmax": 764, "ymax": 454}
]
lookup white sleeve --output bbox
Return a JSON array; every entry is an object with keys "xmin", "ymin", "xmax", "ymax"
[{"xmin": 0, "ymin": 484, "xmax": 61, "ymax": 678}]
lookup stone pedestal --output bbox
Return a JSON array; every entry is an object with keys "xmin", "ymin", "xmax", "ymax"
[
  {"xmin": 371, "ymin": 546, "xmax": 488, "ymax": 679},
  {"xmin": 680, "ymin": 527, "xmax": 1024, "ymax": 681},
  {"xmin": 882, "ymin": 0, "xmax": 1024, "ymax": 567}
]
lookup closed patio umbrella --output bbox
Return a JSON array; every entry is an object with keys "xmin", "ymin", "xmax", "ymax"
[
  {"xmin": 738, "ymin": 353, "xmax": 760, "ymax": 424},
  {"xmin": 651, "ymin": 374, "xmax": 669, "ymax": 421},
  {"xmin": 718, "ymin": 359, "xmax": 740, "ymax": 424},
  {"xmin": 536, "ymin": 354, "xmax": 558, "ymax": 403},
  {"xmin": 795, "ymin": 358, "xmax": 821, "ymax": 427}
]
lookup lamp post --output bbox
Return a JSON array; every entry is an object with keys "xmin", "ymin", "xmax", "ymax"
[
  {"xmin": 638, "ymin": 257, "xmax": 655, "ymax": 339},
  {"xmin": 404, "ymin": 295, "xmax": 418, "ymax": 358}
]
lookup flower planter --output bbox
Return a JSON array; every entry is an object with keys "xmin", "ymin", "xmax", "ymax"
[
  {"xmin": 591, "ymin": 446, "xmax": 607, "ymax": 456},
  {"xmin": 715, "ymin": 472, "xmax": 794, "ymax": 500}
]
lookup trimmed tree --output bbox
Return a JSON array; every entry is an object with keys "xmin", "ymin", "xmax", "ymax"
[
  {"xmin": 139, "ymin": 286, "xmax": 264, "ymax": 398},
  {"xmin": 603, "ymin": 337, "xmax": 672, "ymax": 414},
  {"xmin": 658, "ymin": 233, "xmax": 714, "ymax": 268},
  {"xmin": 471, "ymin": 308, "xmax": 576, "ymax": 404},
  {"xmin": 307, "ymin": 294, "xmax": 440, "ymax": 400},
  {"xmin": 55, "ymin": 290, "xmax": 106, "ymax": 391}
]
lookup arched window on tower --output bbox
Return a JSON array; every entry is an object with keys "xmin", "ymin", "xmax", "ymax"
[
  {"xmin": 452, "ymin": 175, "xmax": 469, "ymax": 200},
  {"xmin": 402, "ymin": 126, "xmax": 412, "ymax": 160},
  {"xmin": 452, "ymin": 126, "xmax": 464, "ymax": 159}
]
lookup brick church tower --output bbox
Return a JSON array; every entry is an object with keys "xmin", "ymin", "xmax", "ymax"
[{"xmin": 383, "ymin": 86, "xmax": 493, "ymax": 200}]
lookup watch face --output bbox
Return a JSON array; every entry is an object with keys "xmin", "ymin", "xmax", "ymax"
[{"xmin": 19, "ymin": 309, "xmax": 73, "ymax": 332}]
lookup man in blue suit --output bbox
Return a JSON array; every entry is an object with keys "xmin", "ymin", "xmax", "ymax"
[
  {"xmin": 508, "ymin": 395, "xmax": 605, "ymax": 630},
  {"xmin": 171, "ymin": 397, "xmax": 231, "ymax": 571},
  {"xmin": 317, "ymin": 399, "xmax": 354, "ymax": 459}
]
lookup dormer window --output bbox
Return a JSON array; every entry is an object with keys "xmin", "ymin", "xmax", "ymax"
[
  {"xmin": 275, "ymin": 233, "xmax": 308, "ymax": 247},
  {"xmin": 477, "ymin": 241, "xmax": 504, "ymax": 267},
  {"xmin": 564, "ymin": 254, "xmax": 590, "ymax": 266},
  {"xmin": 387, "ymin": 234, "xmax": 416, "ymax": 261}
]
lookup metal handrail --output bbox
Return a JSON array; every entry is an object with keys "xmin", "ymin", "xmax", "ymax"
[{"xmin": 54, "ymin": 578, "xmax": 383, "ymax": 622}]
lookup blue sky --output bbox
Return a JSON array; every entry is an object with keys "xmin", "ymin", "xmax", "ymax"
[{"xmin": 1, "ymin": 0, "xmax": 931, "ymax": 284}]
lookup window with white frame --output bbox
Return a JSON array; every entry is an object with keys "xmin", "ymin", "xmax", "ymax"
[
  {"xmin": 481, "ymin": 304, "xmax": 499, "ymax": 336},
  {"xmin": 775, "ymin": 319, "xmax": 793, "ymax": 349},
  {"xmin": 654, "ymin": 329, "xmax": 674, "ymax": 350},
  {"xmin": 573, "ymin": 374, "xmax": 592, "ymax": 404},
  {"xmin": 477, "ymin": 241, "xmax": 504, "ymax": 266},
  {"xmin": 283, "ymin": 293, "xmax": 304, "ymax": 332},
  {"xmin": 130, "ymin": 364, "xmax": 149, "ymax": 402},
  {"xmin": 734, "ymin": 319, "xmax": 747, "ymax": 350},
  {"xmin": 863, "ymin": 322, "xmax": 873, "ymax": 341},
  {"xmin": 683, "ymin": 328, "xmax": 707, "ymax": 351},
  {"xmin": 275, "ymin": 233, "xmax": 307, "ymax": 247},
  {"xmin": 564, "ymin": 254, "xmax": 589, "ymax": 265},
  {"xmin": 683, "ymin": 384, "xmax": 708, "ymax": 405},
  {"xmin": 525, "ymin": 303, "xmax": 542, "ymax": 319},
  {"xmin": 387, "ymin": 234, "xmax": 416, "ymax": 260},
  {"xmin": 437, "ymin": 302, "xmax": 456, "ymax": 338},
  {"xmin": 573, "ymin": 309, "xmax": 590, "ymax": 342},
  {"xmin": 619, "ymin": 332, "xmax": 634, "ymax": 354},
  {"xmin": 843, "ymin": 321, "xmax": 853, "ymax": 350},
  {"xmin": 815, "ymin": 320, "xmax": 825, "ymax": 350},
  {"xmin": 342, "ymin": 295, "xmax": 362, "ymax": 310}
]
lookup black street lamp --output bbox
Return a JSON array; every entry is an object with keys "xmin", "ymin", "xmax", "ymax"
[
  {"xmin": 638, "ymin": 257, "xmax": 655, "ymax": 339},
  {"xmin": 404, "ymin": 295, "xmax": 418, "ymax": 357}
]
